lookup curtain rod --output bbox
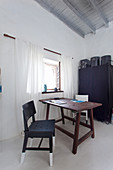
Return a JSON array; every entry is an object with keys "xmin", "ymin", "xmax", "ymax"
[
  {"xmin": 3, "ymin": 34, "xmax": 61, "ymax": 55},
  {"xmin": 44, "ymin": 48, "xmax": 61, "ymax": 55},
  {"xmin": 4, "ymin": 33, "xmax": 16, "ymax": 39}
]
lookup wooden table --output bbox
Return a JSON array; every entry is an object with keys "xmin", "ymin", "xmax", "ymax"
[{"xmin": 39, "ymin": 98, "xmax": 102, "ymax": 154}]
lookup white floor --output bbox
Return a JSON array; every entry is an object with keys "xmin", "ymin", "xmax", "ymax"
[{"xmin": 0, "ymin": 120, "xmax": 113, "ymax": 170}]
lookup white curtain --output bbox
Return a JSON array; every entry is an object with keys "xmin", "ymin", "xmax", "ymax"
[
  {"xmin": 61, "ymin": 55, "xmax": 74, "ymax": 98},
  {"xmin": 15, "ymin": 39, "xmax": 43, "ymax": 134},
  {"xmin": 61, "ymin": 55, "xmax": 74, "ymax": 116}
]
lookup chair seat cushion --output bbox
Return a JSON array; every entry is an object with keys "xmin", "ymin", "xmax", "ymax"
[{"xmin": 28, "ymin": 119, "xmax": 55, "ymax": 137}]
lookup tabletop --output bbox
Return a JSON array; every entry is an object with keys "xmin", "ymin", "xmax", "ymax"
[{"xmin": 39, "ymin": 98, "xmax": 102, "ymax": 112}]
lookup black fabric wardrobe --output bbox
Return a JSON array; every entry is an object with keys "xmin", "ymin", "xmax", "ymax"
[{"xmin": 78, "ymin": 64, "xmax": 113, "ymax": 123}]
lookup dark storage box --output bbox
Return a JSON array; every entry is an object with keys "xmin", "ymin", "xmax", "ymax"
[
  {"xmin": 101, "ymin": 55, "xmax": 111, "ymax": 65},
  {"xmin": 91, "ymin": 56, "xmax": 100, "ymax": 67},
  {"xmin": 79, "ymin": 59, "xmax": 90, "ymax": 69}
]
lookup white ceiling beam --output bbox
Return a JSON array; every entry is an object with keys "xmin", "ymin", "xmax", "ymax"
[
  {"xmin": 63, "ymin": 0, "xmax": 96, "ymax": 33},
  {"xmin": 35, "ymin": 0, "xmax": 85, "ymax": 38},
  {"xmin": 89, "ymin": 0, "xmax": 109, "ymax": 27}
]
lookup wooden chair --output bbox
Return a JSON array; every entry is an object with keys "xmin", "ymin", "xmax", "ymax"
[{"xmin": 21, "ymin": 100, "xmax": 55, "ymax": 166}]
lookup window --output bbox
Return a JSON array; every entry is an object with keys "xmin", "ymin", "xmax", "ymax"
[{"xmin": 43, "ymin": 58, "xmax": 61, "ymax": 91}]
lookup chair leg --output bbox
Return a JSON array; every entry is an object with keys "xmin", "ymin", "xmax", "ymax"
[
  {"xmin": 53, "ymin": 136, "xmax": 55, "ymax": 147},
  {"xmin": 21, "ymin": 134, "xmax": 28, "ymax": 164},
  {"xmin": 72, "ymin": 111, "xmax": 75, "ymax": 125},
  {"xmin": 29, "ymin": 138, "xmax": 33, "ymax": 147},
  {"xmin": 86, "ymin": 111, "xmax": 88, "ymax": 124},
  {"xmin": 49, "ymin": 153, "xmax": 53, "ymax": 167},
  {"xmin": 20, "ymin": 152, "xmax": 26, "ymax": 164},
  {"xmin": 49, "ymin": 137, "xmax": 53, "ymax": 166}
]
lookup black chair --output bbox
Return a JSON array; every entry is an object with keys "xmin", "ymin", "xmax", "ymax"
[{"xmin": 21, "ymin": 100, "xmax": 55, "ymax": 166}]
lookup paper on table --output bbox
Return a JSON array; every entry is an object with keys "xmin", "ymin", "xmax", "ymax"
[{"xmin": 49, "ymin": 100, "xmax": 66, "ymax": 104}]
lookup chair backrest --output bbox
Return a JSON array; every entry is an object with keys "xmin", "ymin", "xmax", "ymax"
[
  {"xmin": 75, "ymin": 95, "xmax": 88, "ymax": 102},
  {"xmin": 22, "ymin": 100, "xmax": 36, "ymax": 131}
]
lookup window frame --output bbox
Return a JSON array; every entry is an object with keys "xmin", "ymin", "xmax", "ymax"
[
  {"xmin": 43, "ymin": 59, "xmax": 61, "ymax": 92},
  {"xmin": 42, "ymin": 48, "xmax": 63, "ymax": 94}
]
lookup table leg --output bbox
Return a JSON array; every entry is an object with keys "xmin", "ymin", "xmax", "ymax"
[
  {"xmin": 72, "ymin": 111, "xmax": 81, "ymax": 154},
  {"xmin": 46, "ymin": 104, "xmax": 50, "ymax": 120},
  {"xmin": 89, "ymin": 109, "xmax": 95, "ymax": 138},
  {"xmin": 60, "ymin": 108, "xmax": 65, "ymax": 124}
]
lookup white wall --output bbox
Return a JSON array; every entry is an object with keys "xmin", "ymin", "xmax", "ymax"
[
  {"xmin": 0, "ymin": 37, "xmax": 18, "ymax": 140},
  {"xmin": 85, "ymin": 21, "xmax": 113, "ymax": 60},
  {"xmin": 0, "ymin": 0, "xmax": 85, "ymax": 56},
  {"xmin": 0, "ymin": 0, "xmax": 85, "ymax": 140}
]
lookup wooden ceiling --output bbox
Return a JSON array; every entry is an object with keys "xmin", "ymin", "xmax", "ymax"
[{"xmin": 35, "ymin": 0, "xmax": 113, "ymax": 38}]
